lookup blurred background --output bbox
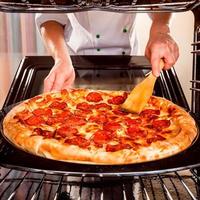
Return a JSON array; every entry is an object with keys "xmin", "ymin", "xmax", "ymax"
[{"xmin": 0, "ymin": 11, "xmax": 194, "ymax": 108}]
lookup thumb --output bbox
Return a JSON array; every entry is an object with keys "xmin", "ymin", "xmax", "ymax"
[{"xmin": 151, "ymin": 57, "xmax": 163, "ymax": 77}]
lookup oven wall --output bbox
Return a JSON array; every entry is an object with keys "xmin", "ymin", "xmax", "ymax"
[{"xmin": 0, "ymin": 11, "xmax": 194, "ymax": 108}]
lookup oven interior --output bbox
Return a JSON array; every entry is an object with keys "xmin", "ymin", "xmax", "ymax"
[
  {"xmin": 0, "ymin": 55, "xmax": 200, "ymax": 199},
  {"xmin": 0, "ymin": 0, "xmax": 200, "ymax": 199},
  {"xmin": 2, "ymin": 55, "xmax": 189, "ymax": 109}
]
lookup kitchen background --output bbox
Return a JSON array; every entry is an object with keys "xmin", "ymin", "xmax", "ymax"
[{"xmin": 0, "ymin": 11, "xmax": 194, "ymax": 108}]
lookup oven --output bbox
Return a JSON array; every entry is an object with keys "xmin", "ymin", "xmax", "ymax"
[{"xmin": 0, "ymin": 1, "xmax": 200, "ymax": 200}]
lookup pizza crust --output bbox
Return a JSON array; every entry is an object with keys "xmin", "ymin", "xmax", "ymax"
[{"xmin": 153, "ymin": 97, "xmax": 197, "ymax": 149}]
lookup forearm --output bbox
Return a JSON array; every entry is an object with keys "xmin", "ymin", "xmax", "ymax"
[
  {"xmin": 148, "ymin": 13, "xmax": 171, "ymax": 35},
  {"xmin": 40, "ymin": 21, "xmax": 72, "ymax": 65}
]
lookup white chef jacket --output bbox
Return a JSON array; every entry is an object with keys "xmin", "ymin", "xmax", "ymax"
[{"xmin": 35, "ymin": 11, "xmax": 139, "ymax": 56}]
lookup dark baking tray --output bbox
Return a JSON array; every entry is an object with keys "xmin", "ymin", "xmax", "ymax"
[{"xmin": 0, "ymin": 103, "xmax": 200, "ymax": 177}]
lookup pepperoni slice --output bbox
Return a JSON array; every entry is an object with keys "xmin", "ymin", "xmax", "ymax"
[
  {"xmin": 106, "ymin": 143, "xmax": 132, "ymax": 152},
  {"xmin": 49, "ymin": 101, "xmax": 67, "ymax": 110},
  {"xmin": 119, "ymin": 137, "xmax": 135, "ymax": 144},
  {"xmin": 55, "ymin": 110, "xmax": 72, "ymax": 118},
  {"xmin": 65, "ymin": 136, "xmax": 90, "ymax": 148},
  {"xmin": 119, "ymin": 137, "xmax": 140, "ymax": 150},
  {"xmin": 168, "ymin": 106, "xmax": 177, "ymax": 115},
  {"xmin": 92, "ymin": 130, "xmax": 114, "ymax": 147},
  {"xmin": 35, "ymin": 95, "xmax": 52, "ymax": 106},
  {"xmin": 126, "ymin": 126, "xmax": 146, "ymax": 138},
  {"xmin": 112, "ymin": 109, "xmax": 128, "ymax": 116},
  {"xmin": 14, "ymin": 110, "xmax": 31, "ymax": 122},
  {"xmin": 125, "ymin": 118, "xmax": 142, "ymax": 126},
  {"xmin": 46, "ymin": 94, "xmax": 53, "ymax": 101},
  {"xmin": 74, "ymin": 109, "xmax": 92, "ymax": 116},
  {"xmin": 63, "ymin": 116, "xmax": 86, "ymax": 126},
  {"xmin": 86, "ymin": 92, "xmax": 103, "ymax": 102},
  {"xmin": 17, "ymin": 110, "xmax": 30, "ymax": 117},
  {"xmin": 146, "ymin": 135, "xmax": 166, "ymax": 144},
  {"xmin": 26, "ymin": 116, "xmax": 44, "ymax": 126},
  {"xmin": 89, "ymin": 115, "xmax": 107, "ymax": 124},
  {"xmin": 76, "ymin": 102, "xmax": 93, "ymax": 110},
  {"xmin": 103, "ymin": 122, "xmax": 121, "ymax": 132},
  {"xmin": 61, "ymin": 89, "xmax": 69, "ymax": 96},
  {"xmin": 106, "ymin": 114, "xmax": 119, "ymax": 121},
  {"xmin": 34, "ymin": 128, "xmax": 43, "ymax": 135},
  {"xmin": 123, "ymin": 92, "xmax": 128, "ymax": 99},
  {"xmin": 152, "ymin": 119, "xmax": 170, "ymax": 130},
  {"xmin": 46, "ymin": 117, "xmax": 64, "ymax": 125},
  {"xmin": 33, "ymin": 108, "xmax": 52, "ymax": 117},
  {"xmin": 94, "ymin": 103, "xmax": 112, "ymax": 110},
  {"xmin": 34, "ymin": 128, "xmax": 54, "ymax": 138},
  {"xmin": 140, "ymin": 109, "xmax": 160, "ymax": 117},
  {"xmin": 35, "ymin": 99, "xmax": 48, "ymax": 106},
  {"xmin": 55, "ymin": 97, "xmax": 63, "ymax": 101},
  {"xmin": 140, "ymin": 109, "xmax": 160, "ymax": 122},
  {"xmin": 56, "ymin": 126, "xmax": 78, "ymax": 138},
  {"xmin": 108, "ymin": 95, "xmax": 126, "ymax": 105},
  {"xmin": 147, "ymin": 96, "xmax": 158, "ymax": 106},
  {"xmin": 161, "ymin": 130, "xmax": 172, "ymax": 134}
]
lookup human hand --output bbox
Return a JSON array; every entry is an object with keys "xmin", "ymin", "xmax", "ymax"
[
  {"xmin": 145, "ymin": 26, "xmax": 179, "ymax": 77},
  {"xmin": 43, "ymin": 58, "xmax": 75, "ymax": 93}
]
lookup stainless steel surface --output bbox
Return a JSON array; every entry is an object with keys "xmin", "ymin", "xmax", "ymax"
[
  {"xmin": 0, "ymin": 0, "xmax": 199, "ymax": 12},
  {"xmin": 191, "ymin": 24, "xmax": 200, "ymax": 117}
]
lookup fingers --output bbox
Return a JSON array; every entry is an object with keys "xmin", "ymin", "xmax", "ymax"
[
  {"xmin": 43, "ymin": 72, "xmax": 55, "ymax": 93},
  {"xmin": 44, "ymin": 73, "xmax": 75, "ymax": 93},
  {"xmin": 146, "ymin": 33, "xmax": 179, "ymax": 76},
  {"xmin": 151, "ymin": 47, "xmax": 174, "ymax": 76},
  {"xmin": 151, "ymin": 51, "xmax": 175, "ymax": 77},
  {"xmin": 63, "ymin": 74, "xmax": 76, "ymax": 89},
  {"xmin": 51, "ymin": 74, "xmax": 67, "ymax": 91},
  {"xmin": 52, "ymin": 72, "xmax": 75, "ymax": 91},
  {"xmin": 172, "ymin": 41, "xmax": 179, "ymax": 63},
  {"xmin": 151, "ymin": 56, "xmax": 162, "ymax": 77},
  {"xmin": 43, "ymin": 65, "xmax": 75, "ymax": 93}
]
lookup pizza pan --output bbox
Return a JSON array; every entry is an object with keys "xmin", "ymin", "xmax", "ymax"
[{"xmin": 0, "ymin": 103, "xmax": 200, "ymax": 177}]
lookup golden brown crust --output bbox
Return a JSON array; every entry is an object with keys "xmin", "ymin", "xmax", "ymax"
[
  {"xmin": 151, "ymin": 97, "xmax": 197, "ymax": 150},
  {"xmin": 2, "ymin": 89, "xmax": 198, "ymax": 165}
]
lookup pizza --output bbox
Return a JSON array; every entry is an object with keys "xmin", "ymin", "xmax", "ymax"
[{"xmin": 3, "ymin": 88, "xmax": 198, "ymax": 164}]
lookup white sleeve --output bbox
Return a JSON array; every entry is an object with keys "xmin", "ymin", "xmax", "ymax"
[{"xmin": 35, "ymin": 13, "xmax": 70, "ymax": 31}]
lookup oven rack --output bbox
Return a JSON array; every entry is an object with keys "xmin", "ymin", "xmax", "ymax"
[
  {"xmin": 191, "ymin": 24, "xmax": 200, "ymax": 119},
  {"xmin": 0, "ymin": 0, "xmax": 199, "ymax": 13},
  {"xmin": 0, "ymin": 168, "xmax": 200, "ymax": 200}
]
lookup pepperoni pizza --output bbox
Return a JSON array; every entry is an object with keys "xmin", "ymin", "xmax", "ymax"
[{"xmin": 3, "ymin": 88, "xmax": 197, "ymax": 164}]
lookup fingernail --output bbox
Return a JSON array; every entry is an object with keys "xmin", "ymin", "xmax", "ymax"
[{"xmin": 154, "ymin": 71, "xmax": 160, "ymax": 77}]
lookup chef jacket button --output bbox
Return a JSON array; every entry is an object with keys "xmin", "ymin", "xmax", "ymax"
[
  {"xmin": 123, "ymin": 28, "xmax": 128, "ymax": 33},
  {"xmin": 96, "ymin": 34, "xmax": 100, "ymax": 38},
  {"xmin": 97, "ymin": 48, "xmax": 101, "ymax": 52},
  {"xmin": 122, "ymin": 51, "xmax": 125, "ymax": 55}
]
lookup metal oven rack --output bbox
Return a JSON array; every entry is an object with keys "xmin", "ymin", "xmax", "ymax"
[
  {"xmin": 191, "ymin": 21, "xmax": 200, "ymax": 120},
  {"xmin": 0, "ymin": 168, "xmax": 200, "ymax": 199}
]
